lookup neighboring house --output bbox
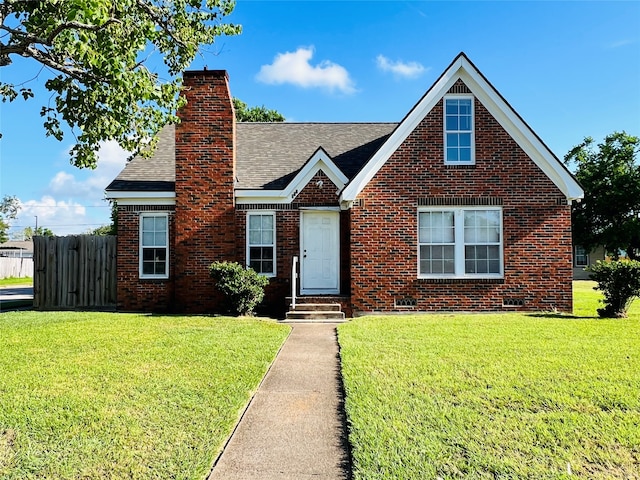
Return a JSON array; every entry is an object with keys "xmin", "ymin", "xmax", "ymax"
[
  {"xmin": 0, "ymin": 241, "xmax": 34, "ymax": 258},
  {"xmin": 106, "ymin": 53, "xmax": 584, "ymax": 316},
  {"xmin": 573, "ymin": 245, "xmax": 606, "ymax": 280},
  {"xmin": 0, "ymin": 241, "xmax": 34, "ymax": 279}
]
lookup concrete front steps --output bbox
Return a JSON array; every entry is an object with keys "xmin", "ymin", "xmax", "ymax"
[{"xmin": 284, "ymin": 301, "xmax": 346, "ymax": 322}]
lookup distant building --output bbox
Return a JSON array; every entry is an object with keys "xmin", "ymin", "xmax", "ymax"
[
  {"xmin": 0, "ymin": 241, "xmax": 34, "ymax": 258},
  {"xmin": 573, "ymin": 245, "xmax": 606, "ymax": 280}
]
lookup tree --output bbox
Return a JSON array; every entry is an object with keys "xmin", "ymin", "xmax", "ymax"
[
  {"xmin": 90, "ymin": 224, "xmax": 114, "ymax": 236},
  {"xmin": 565, "ymin": 132, "xmax": 640, "ymax": 260},
  {"xmin": 233, "ymin": 98, "xmax": 285, "ymax": 122},
  {"xmin": 23, "ymin": 226, "xmax": 55, "ymax": 239},
  {"xmin": 0, "ymin": 195, "xmax": 20, "ymax": 243},
  {"xmin": 0, "ymin": 1, "xmax": 241, "ymax": 169}
]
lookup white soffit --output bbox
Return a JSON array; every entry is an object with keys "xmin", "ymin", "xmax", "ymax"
[{"xmin": 104, "ymin": 191, "xmax": 175, "ymax": 206}]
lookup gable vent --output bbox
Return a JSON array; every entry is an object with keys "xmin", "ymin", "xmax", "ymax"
[{"xmin": 447, "ymin": 80, "xmax": 471, "ymax": 94}]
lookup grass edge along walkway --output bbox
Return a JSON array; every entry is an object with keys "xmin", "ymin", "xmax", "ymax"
[
  {"xmin": 0, "ymin": 312, "xmax": 290, "ymax": 480},
  {"xmin": 338, "ymin": 283, "xmax": 640, "ymax": 479}
]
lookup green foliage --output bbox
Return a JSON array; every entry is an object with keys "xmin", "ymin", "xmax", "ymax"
[
  {"xmin": 0, "ymin": 1, "xmax": 241, "ymax": 168},
  {"xmin": 0, "ymin": 311, "xmax": 288, "ymax": 479},
  {"xmin": 587, "ymin": 260, "xmax": 640, "ymax": 318},
  {"xmin": 565, "ymin": 132, "xmax": 640, "ymax": 260},
  {"xmin": 0, "ymin": 195, "xmax": 20, "ymax": 243},
  {"xmin": 22, "ymin": 226, "xmax": 54, "ymax": 240},
  {"xmin": 209, "ymin": 261, "xmax": 269, "ymax": 316},
  {"xmin": 233, "ymin": 98, "xmax": 285, "ymax": 122},
  {"xmin": 88, "ymin": 224, "xmax": 113, "ymax": 236}
]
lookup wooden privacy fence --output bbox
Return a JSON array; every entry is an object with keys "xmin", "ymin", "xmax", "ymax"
[
  {"xmin": 34, "ymin": 235, "xmax": 117, "ymax": 310},
  {"xmin": 0, "ymin": 257, "xmax": 34, "ymax": 279}
]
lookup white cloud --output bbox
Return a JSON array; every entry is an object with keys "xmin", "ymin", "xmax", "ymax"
[
  {"xmin": 257, "ymin": 46, "xmax": 356, "ymax": 94},
  {"xmin": 48, "ymin": 140, "xmax": 128, "ymax": 201},
  {"xmin": 11, "ymin": 141, "xmax": 128, "ymax": 236},
  {"xmin": 14, "ymin": 196, "xmax": 90, "ymax": 236},
  {"xmin": 376, "ymin": 55, "xmax": 427, "ymax": 79}
]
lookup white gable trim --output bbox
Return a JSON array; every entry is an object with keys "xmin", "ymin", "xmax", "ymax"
[
  {"xmin": 236, "ymin": 147, "xmax": 348, "ymax": 204},
  {"xmin": 340, "ymin": 53, "xmax": 583, "ymax": 202}
]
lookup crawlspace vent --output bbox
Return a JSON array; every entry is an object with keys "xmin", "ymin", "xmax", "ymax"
[
  {"xmin": 395, "ymin": 297, "xmax": 417, "ymax": 308},
  {"xmin": 503, "ymin": 298, "xmax": 525, "ymax": 307}
]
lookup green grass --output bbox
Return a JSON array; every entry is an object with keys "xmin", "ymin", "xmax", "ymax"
[
  {"xmin": 0, "ymin": 312, "xmax": 289, "ymax": 479},
  {"xmin": 338, "ymin": 283, "xmax": 640, "ymax": 479},
  {"xmin": 0, "ymin": 277, "xmax": 32, "ymax": 287}
]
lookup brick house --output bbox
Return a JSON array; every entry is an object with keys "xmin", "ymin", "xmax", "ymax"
[{"xmin": 106, "ymin": 53, "xmax": 583, "ymax": 316}]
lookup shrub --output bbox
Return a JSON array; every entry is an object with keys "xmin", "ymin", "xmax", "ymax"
[
  {"xmin": 209, "ymin": 261, "xmax": 269, "ymax": 316},
  {"xmin": 587, "ymin": 260, "xmax": 640, "ymax": 318}
]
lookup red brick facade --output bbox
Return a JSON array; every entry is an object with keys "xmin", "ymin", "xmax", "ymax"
[
  {"xmin": 116, "ymin": 205, "xmax": 176, "ymax": 311},
  {"xmin": 349, "ymin": 94, "xmax": 573, "ymax": 313},
  {"xmin": 113, "ymin": 62, "xmax": 576, "ymax": 316}
]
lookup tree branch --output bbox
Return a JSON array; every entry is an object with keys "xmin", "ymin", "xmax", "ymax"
[
  {"xmin": 46, "ymin": 18, "xmax": 121, "ymax": 45},
  {"xmin": 135, "ymin": 0, "xmax": 189, "ymax": 49},
  {"xmin": 0, "ymin": 16, "xmax": 121, "ymax": 64}
]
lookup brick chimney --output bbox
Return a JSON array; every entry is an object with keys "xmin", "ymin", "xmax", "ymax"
[{"xmin": 174, "ymin": 70, "xmax": 236, "ymax": 312}]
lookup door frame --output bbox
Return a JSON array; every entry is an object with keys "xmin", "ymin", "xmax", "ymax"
[{"xmin": 299, "ymin": 208, "xmax": 340, "ymax": 295}]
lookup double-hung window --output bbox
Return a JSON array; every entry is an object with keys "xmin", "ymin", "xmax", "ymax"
[
  {"xmin": 418, "ymin": 207, "xmax": 502, "ymax": 278},
  {"xmin": 574, "ymin": 246, "xmax": 589, "ymax": 267},
  {"xmin": 444, "ymin": 96, "xmax": 474, "ymax": 164},
  {"xmin": 140, "ymin": 213, "xmax": 169, "ymax": 279},
  {"xmin": 247, "ymin": 212, "xmax": 275, "ymax": 276}
]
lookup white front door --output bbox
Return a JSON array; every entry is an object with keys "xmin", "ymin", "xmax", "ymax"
[{"xmin": 301, "ymin": 210, "xmax": 340, "ymax": 294}]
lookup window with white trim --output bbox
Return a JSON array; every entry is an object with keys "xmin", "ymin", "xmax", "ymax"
[
  {"xmin": 574, "ymin": 245, "xmax": 589, "ymax": 267},
  {"xmin": 418, "ymin": 207, "xmax": 502, "ymax": 278},
  {"xmin": 140, "ymin": 213, "xmax": 169, "ymax": 279},
  {"xmin": 247, "ymin": 212, "xmax": 275, "ymax": 276},
  {"xmin": 444, "ymin": 96, "xmax": 474, "ymax": 164}
]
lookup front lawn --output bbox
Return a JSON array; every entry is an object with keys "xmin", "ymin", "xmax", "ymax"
[
  {"xmin": 0, "ymin": 312, "xmax": 289, "ymax": 479},
  {"xmin": 339, "ymin": 284, "xmax": 640, "ymax": 479}
]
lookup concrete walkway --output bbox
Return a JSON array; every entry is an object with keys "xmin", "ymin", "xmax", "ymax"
[{"xmin": 208, "ymin": 323, "xmax": 350, "ymax": 480}]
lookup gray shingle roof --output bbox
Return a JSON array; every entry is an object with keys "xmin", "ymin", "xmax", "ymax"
[
  {"xmin": 106, "ymin": 124, "xmax": 176, "ymax": 192},
  {"xmin": 106, "ymin": 122, "xmax": 397, "ymax": 192}
]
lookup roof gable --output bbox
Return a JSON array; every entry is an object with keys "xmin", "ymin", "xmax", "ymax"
[
  {"xmin": 340, "ymin": 52, "xmax": 583, "ymax": 203},
  {"xmin": 236, "ymin": 147, "xmax": 348, "ymax": 204},
  {"xmin": 235, "ymin": 123, "xmax": 395, "ymax": 190}
]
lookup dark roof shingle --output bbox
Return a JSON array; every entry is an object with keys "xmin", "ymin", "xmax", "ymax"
[{"xmin": 106, "ymin": 122, "xmax": 397, "ymax": 192}]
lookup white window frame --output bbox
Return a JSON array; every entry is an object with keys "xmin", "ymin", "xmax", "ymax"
[
  {"xmin": 246, "ymin": 211, "xmax": 276, "ymax": 277},
  {"xmin": 574, "ymin": 245, "xmax": 589, "ymax": 267},
  {"xmin": 444, "ymin": 95, "xmax": 475, "ymax": 165},
  {"xmin": 418, "ymin": 206, "xmax": 503, "ymax": 279},
  {"xmin": 139, "ymin": 212, "xmax": 169, "ymax": 279}
]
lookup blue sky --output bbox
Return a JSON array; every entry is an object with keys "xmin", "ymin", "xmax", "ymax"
[{"xmin": 0, "ymin": 0, "xmax": 638, "ymax": 236}]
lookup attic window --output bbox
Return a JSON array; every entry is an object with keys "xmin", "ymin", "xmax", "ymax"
[{"xmin": 444, "ymin": 96, "xmax": 474, "ymax": 164}]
